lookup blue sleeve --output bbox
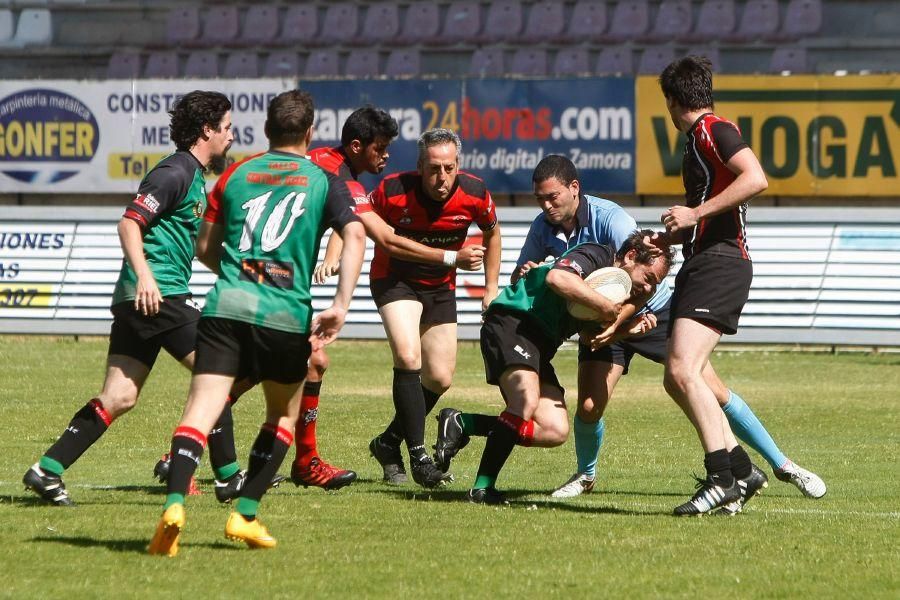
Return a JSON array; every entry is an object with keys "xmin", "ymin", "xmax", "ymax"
[
  {"xmin": 600, "ymin": 208, "xmax": 638, "ymax": 253},
  {"xmin": 515, "ymin": 215, "xmax": 549, "ymax": 268}
]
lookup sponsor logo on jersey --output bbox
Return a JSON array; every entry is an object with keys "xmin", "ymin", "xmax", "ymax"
[
  {"xmin": 192, "ymin": 199, "xmax": 204, "ymax": 218},
  {"xmin": 134, "ymin": 193, "xmax": 159, "ymax": 214},
  {"xmin": 555, "ymin": 257, "xmax": 585, "ymax": 276},
  {"xmin": 240, "ymin": 258, "xmax": 295, "ymax": 289}
]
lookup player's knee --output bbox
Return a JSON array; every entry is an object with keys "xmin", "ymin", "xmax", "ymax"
[
  {"xmin": 664, "ymin": 366, "xmax": 691, "ymax": 397},
  {"xmin": 544, "ymin": 419, "xmax": 569, "ymax": 446},
  {"xmin": 578, "ymin": 397, "xmax": 605, "ymax": 421},
  {"xmin": 100, "ymin": 391, "xmax": 138, "ymax": 416},
  {"xmin": 392, "ymin": 349, "xmax": 421, "ymax": 370},
  {"xmin": 425, "ymin": 371, "xmax": 453, "ymax": 394}
]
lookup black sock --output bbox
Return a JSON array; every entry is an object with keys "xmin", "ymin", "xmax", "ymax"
[
  {"xmin": 167, "ymin": 428, "xmax": 205, "ymax": 498},
  {"xmin": 44, "ymin": 399, "xmax": 111, "ymax": 471},
  {"xmin": 729, "ymin": 445, "xmax": 752, "ymax": 480},
  {"xmin": 391, "ymin": 368, "xmax": 426, "ymax": 454},
  {"xmin": 473, "ymin": 418, "xmax": 519, "ymax": 488},
  {"xmin": 704, "ymin": 449, "xmax": 734, "ymax": 487},
  {"xmin": 208, "ymin": 402, "xmax": 237, "ymax": 475},
  {"xmin": 468, "ymin": 414, "xmax": 497, "ymax": 437},
  {"xmin": 382, "ymin": 384, "xmax": 442, "ymax": 443},
  {"xmin": 241, "ymin": 424, "xmax": 292, "ymax": 503}
]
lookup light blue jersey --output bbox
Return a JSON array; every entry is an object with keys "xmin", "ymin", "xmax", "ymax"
[{"xmin": 515, "ymin": 194, "xmax": 671, "ymax": 314}]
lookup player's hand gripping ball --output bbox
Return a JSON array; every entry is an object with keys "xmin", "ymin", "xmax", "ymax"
[{"xmin": 567, "ymin": 266, "xmax": 632, "ymax": 321}]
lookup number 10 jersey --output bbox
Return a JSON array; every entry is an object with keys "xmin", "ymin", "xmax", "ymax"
[{"xmin": 202, "ymin": 150, "xmax": 360, "ymax": 334}]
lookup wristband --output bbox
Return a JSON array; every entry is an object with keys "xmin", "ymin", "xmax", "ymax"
[{"xmin": 442, "ymin": 250, "xmax": 457, "ymax": 267}]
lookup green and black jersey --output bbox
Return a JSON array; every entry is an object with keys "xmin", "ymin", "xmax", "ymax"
[
  {"xmin": 201, "ymin": 150, "xmax": 359, "ymax": 334},
  {"xmin": 488, "ymin": 242, "xmax": 616, "ymax": 343},
  {"xmin": 113, "ymin": 151, "xmax": 207, "ymax": 305}
]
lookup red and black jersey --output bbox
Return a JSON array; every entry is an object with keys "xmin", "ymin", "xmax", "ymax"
[
  {"xmin": 680, "ymin": 112, "xmax": 751, "ymax": 261},
  {"xmin": 363, "ymin": 171, "xmax": 497, "ymax": 289},
  {"xmin": 308, "ymin": 146, "xmax": 368, "ymax": 209}
]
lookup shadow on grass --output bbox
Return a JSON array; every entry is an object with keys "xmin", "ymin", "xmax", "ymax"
[
  {"xmin": 30, "ymin": 535, "xmax": 241, "ymax": 553},
  {"xmin": 373, "ymin": 488, "xmax": 668, "ymax": 516}
]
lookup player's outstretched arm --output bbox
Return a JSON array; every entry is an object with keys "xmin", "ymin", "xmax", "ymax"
[
  {"xmin": 118, "ymin": 217, "xmax": 162, "ymax": 316},
  {"xmin": 545, "ymin": 268, "xmax": 620, "ymax": 324},
  {"xmin": 482, "ymin": 224, "xmax": 502, "ymax": 309},
  {"xmin": 311, "ymin": 221, "xmax": 365, "ymax": 350},
  {"xmin": 313, "ymin": 229, "xmax": 344, "ymax": 284},
  {"xmin": 359, "ymin": 212, "xmax": 485, "ymax": 271},
  {"xmin": 195, "ymin": 220, "xmax": 224, "ymax": 276}
]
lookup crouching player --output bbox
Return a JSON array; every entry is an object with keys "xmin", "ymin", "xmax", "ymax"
[
  {"xmin": 435, "ymin": 232, "xmax": 673, "ymax": 504},
  {"xmin": 148, "ymin": 90, "xmax": 365, "ymax": 555}
]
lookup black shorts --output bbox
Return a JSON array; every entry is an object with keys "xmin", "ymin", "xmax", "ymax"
[
  {"xmin": 193, "ymin": 317, "xmax": 312, "ymax": 384},
  {"xmin": 370, "ymin": 278, "xmax": 457, "ymax": 326},
  {"xmin": 107, "ymin": 294, "xmax": 201, "ymax": 367},
  {"xmin": 579, "ymin": 307, "xmax": 670, "ymax": 374},
  {"xmin": 480, "ymin": 308, "xmax": 563, "ymax": 394},
  {"xmin": 668, "ymin": 253, "xmax": 752, "ymax": 336}
]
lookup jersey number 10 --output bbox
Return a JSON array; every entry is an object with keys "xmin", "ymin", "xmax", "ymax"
[{"xmin": 240, "ymin": 191, "xmax": 307, "ymax": 253}]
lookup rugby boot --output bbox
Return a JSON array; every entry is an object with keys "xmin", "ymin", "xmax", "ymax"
[
  {"xmin": 23, "ymin": 463, "xmax": 75, "ymax": 506},
  {"xmin": 774, "ymin": 460, "xmax": 827, "ymax": 499},
  {"xmin": 673, "ymin": 474, "xmax": 741, "ymax": 516},
  {"xmin": 369, "ymin": 435, "xmax": 407, "ymax": 485},
  {"xmin": 551, "ymin": 472, "xmax": 596, "ymax": 498},
  {"xmin": 148, "ymin": 504, "xmax": 185, "ymax": 557},
  {"xmin": 718, "ymin": 464, "xmax": 769, "ymax": 515},
  {"xmin": 433, "ymin": 408, "xmax": 470, "ymax": 473},
  {"xmin": 224, "ymin": 512, "xmax": 276, "ymax": 549},
  {"xmin": 290, "ymin": 457, "xmax": 357, "ymax": 490},
  {"xmin": 215, "ymin": 470, "xmax": 287, "ymax": 503},
  {"xmin": 410, "ymin": 454, "xmax": 450, "ymax": 489},
  {"xmin": 467, "ymin": 487, "xmax": 508, "ymax": 506}
]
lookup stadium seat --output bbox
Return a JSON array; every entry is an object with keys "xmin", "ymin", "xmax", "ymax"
[
  {"xmin": 595, "ymin": 47, "xmax": 634, "ymax": 75},
  {"xmin": 641, "ymin": 0, "xmax": 692, "ymax": 43},
  {"xmin": 144, "ymin": 52, "xmax": 179, "ymax": 78},
  {"xmin": 768, "ymin": 46, "xmax": 808, "ymax": 73},
  {"xmin": 510, "ymin": 48, "xmax": 548, "ymax": 77},
  {"xmin": 725, "ymin": 0, "xmax": 778, "ymax": 42},
  {"xmin": 345, "ymin": 50, "xmax": 379, "ymax": 78},
  {"xmin": 605, "ymin": 0, "xmax": 648, "ymax": 43},
  {"xmin": 553, "ymin": 47, "xmax": 590, "ymax": 76},
  {"xmin": 396, "ymin": 2, "xmax": 439, "ymax": 45},
  {"xmin": 276, "ymin": 5, "xmax": 318, "ymax": 47},
  {"xmin": 223, "ymin": 52, "xmax": 258, "ymax": 78},
  {"xmin": 184, "ymin": 51, "xmax": 218, "ymax": 78},
  {"xmin": 238, "ymin": 5, "xmax": 279, "ymax": 47},
  {"xmin": 354, "ymin": 2, "xmax": 399, "ymax": 46},
  {"xmin": 637, "ymin": 45, "xmax": 677, "ymax": 74},
  {"xmin": 478, "ymin": 0, "xmax": 523, "ymax": 44},
  {"xmin": 194, "ymin": 6, "xmax": 238, "ymax": 48},
  {"xmin": 317, "ymin": 3, "xmax": 359, "ymax": 47},
  {"xmin": 0, "ymin": 9, "xmax": 13, "ymax": 45},
  {"xmin": 305, "ymin": 49, "xmax": 340, "ymax": 78},
  {"xmin": 434, "ymin": 1, "xmax": 481, "ymax": 46},
  {"xmin": 164, "ymin": 7, "xmax": 199, "ymax": 47},
  {"xmin": 561, "ymin": 0, "xmax": 608, "ymax": 44},
  {"xmin": 685, "ymin": 46, "xmax": 721, "ymax": 72},
  {"xmin": 521, "ymin": 0, "xmax": 564, "ymax": 44},
  {"xmin": 107, "ymin": 51, "xmax": 141, "ymax": 79},
  {"xmin": 686, "ymin": 0, "xmax": 736, "ymax": 42},
  {"xmin": 772, "ymin": 0, "xmax": 822, "ymax": 41},
  {"xmin": 385, "ymin": 48, "xmax": 421, "ymax": 77},
  {"xmin": 12, "ymin": 8, "xmax": 51, "ymax": 46},
  {"xmin": 263, "ymin": 51, "xmax": 300, "ymax": 78},
  {"xmin": 469, "ymin": 47, "xmax": 504, "ymax": 78}
]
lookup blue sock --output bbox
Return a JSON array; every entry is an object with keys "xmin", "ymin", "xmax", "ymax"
[
  {"xmin": 573, "ymin": 415, "xmax": 605, "ymax": 478},
  {"xmin": 722, "ymin": 391, "xmax": 788, "ymax": 470}
]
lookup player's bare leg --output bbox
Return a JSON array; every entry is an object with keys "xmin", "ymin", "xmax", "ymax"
[
  {"xmin": 290, "ymin": 347, "xmax": 357, "ymax": 490},
  {"xmin": 24, "ymin": 355, "xmax": 150, "ymax": 506}
]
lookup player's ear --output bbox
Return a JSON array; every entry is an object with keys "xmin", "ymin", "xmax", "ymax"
[
  {"xmin": 348, "ymin": 139, "xmax": 363, "ymax": 155},
  {"xmin": 569, "ymin": 178, "xmax": 580, "ymax": 197},
  {"xmin": 304, "ymin": 126, "xmax": 313, "ymax": 147}
]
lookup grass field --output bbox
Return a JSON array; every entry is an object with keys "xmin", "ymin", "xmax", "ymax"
[{"xmin": 1, "ymin": 337, "xmax": 898, "ymax": 598}]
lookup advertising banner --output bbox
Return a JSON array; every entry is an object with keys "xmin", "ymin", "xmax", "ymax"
[
  {"xmin": 302, "ymin": 78, "xmax": 636, "ymax": 194},
  {"xmin": 0, "ymin": 79, "xmax": 295, "ymax": 193},
  {"xmin": 635, "ymin": 75, "xmax": 900, "ymax": 196}
]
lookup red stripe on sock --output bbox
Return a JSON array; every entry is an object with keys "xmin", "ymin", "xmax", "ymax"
[
  {"xmin": 174, "ymin": 426, "xmax": 207, "ymax": 447},
  {"xmin": 518, "ymin": 419, "xmax": 535, "ymax": 447},
  {"xmin": 88, "ymin": 398, "xmax": 113, "ymax": 426},
  {"xmin": 497, "ymin": 411, "xmax": 535, "ymax": 446},
  {"xmin": 263, "ymin": 423, "xmax": 294, "ymax": 447}
]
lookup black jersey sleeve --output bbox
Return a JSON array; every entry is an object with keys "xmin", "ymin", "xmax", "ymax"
[
  {"xmin": 711, "ymin": 121, "xmax": 749, "ymax": 163},
  {"xmin": 322, "ymin": 172, "xmax": 362, "ymax": 232},
  {"xmin": 551, "ymin": 243, "xmax": 615, "ymax": 279},
  {"xmin": 123, "ymin": 159, "xmax": 193, "ymax": 228}
]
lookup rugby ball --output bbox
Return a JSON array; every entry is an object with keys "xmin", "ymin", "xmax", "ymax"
[{"xmin": 566, "ymin": 266, "xmax": 631, "ymax": 321}]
